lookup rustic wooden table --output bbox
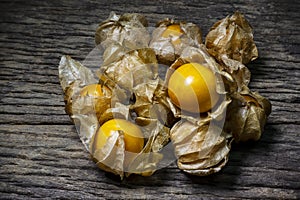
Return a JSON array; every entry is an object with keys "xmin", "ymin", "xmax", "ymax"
[{"xmin": 1, "ymin": 0, "xmax": 299, "ymax": 199}]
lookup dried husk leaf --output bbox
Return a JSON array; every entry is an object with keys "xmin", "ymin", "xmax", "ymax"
[
  {"xmin": 219, "ymin": 55, "xmax": 251, "ymax": 93},
  {"xmin": 59, "ymin": 55, "xmax": 99, "ymax": 121},
  {"xmin": 99, "ymin": 48, "xmax": 158, "ymax": 92},
  {"xmin": 98, "ymin": 46, "xmax": 176, "ymax": 174},
  {"xmin": 127, "ymin": 71, "xmax": 178, "ymax": 155},
  {"xmin": 93, "ymin": 131, "xmax": 126, "ymax": 179},
  {"xmin": 205, "ymin": 11, "xmax": 258, "ymax": 65},
  {"xmin": 205, "ymin": 12, "xmax": 257, "ymax": 91},
  {"xmin": 152, "ymin": 82, "xmax": 180, "ymax": 127},
  {"xmin": 63, "ymin": 83, "xmax": 76, "ymax": 118},
  {"xmin": 95, "ymin": 12, "xmax": 150, "ymax": 67},
  {"xmin": 95, "ymin": 12, "xmax": 150, "ymax": 50},
  {"xmin": 170, "ymin": 120, "xmax": 232, "ymax": 176},
  {"xmin": 98, "ymin": 46, "xmax": 176, "ymax": 177},
  {"xmin": 125, "ymin": 122, "xmax": 166, "ymax": 177},
  {"xmin": 59, "ymin": 55, "xmax": 114, "ymax": 149},
  {"xmin": 225, "ymin": 86, "xmax": 272, "ymax": 142},
  {"xmin": 149, "ymin": 19, "xmax": 203, "ymax": 65},
  {"xmin": 131, "ymin": 78, "xmax": 178, "ymax": 127},
  {"xmin": 59, "ymin": 55, "xmax": 98, "ymax": 92},
  {"xmin": 101, "ymin": 41, "xmax": 127, "ymax": 66}
]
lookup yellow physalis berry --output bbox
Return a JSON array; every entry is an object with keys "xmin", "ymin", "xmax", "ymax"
[
  {"xmin": 161, "ymin": 24, "xmax": 184, "ymax": 46},
  {"xmin": 167, "ymin": 63, "xmax": 220, "ymax": 113},
  {"xmin": 93, "ymin": 119, "xmax": 144, "ymax": 153},
  {"xmin": 80, "ymin": 84, "xmax": 105, "ymax": 97}
]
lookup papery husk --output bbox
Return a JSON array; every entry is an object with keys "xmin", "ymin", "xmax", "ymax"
[
  {"xmin": 170, "ymin": 120, "xmax": 232, "ymax": 176},
  {"xmin": 101, "ymin": 41, "xmax": 127, "ymax": 66},
  {"xmin": 95, "ymin": 12, "xmax": 150, "ymax": 50},
  {"xmin": 59, "ymin": 55, "xmax": 98, "ymax": 92},
  {"xmin": 131, "ymin": 78, "xmax": 178, "ymax": 128},
  {"xmin": 125, "ymin": 122, "xmax": 167, "ymax": 177},
  {"xmin": 95, "ymin": 12, "xmax": 150, "ymax": 66},
  {"xmin": 225, "ymin": 86, "xmax": 272, "ymax": 142},
  {"xmin": 205, "ymin": 11, "xmax": 258, "ymax": 65},
  {"xmin": 59, "ymin": 55, "xmax": 99, "ymax": 121},
  {"xmin": 99, "ymin": 48, "xmax": 158, "ymax": 92},
  {"xmin": 149, "ymin": 19, "xmax": 203, "ymax": 65},
  {"xmin": 169, "ymin": 98, "xmax": 232, "ymax": 175},
  {"xmin": 130, "ymin": 79, "xmax": 177, "ymax": 153},
  {"xmin": 101, "ymin": 49, "xmax": 177, "ymax": 153},
  {"xmin": 205, "ymin": 12, "xmax": 257, "ymax": 91},
  {"xmin": 93, "ymin": 131, "xmax": 126, "ymax": 178},
  {"xmin": 152, "ymin": 81, "xmax": 180, "ymax": 127}
]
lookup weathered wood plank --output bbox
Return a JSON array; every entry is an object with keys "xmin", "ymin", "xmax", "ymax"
[{"xmin": 0, "ymin": 0, "xmax": 299, "ymax": 199}]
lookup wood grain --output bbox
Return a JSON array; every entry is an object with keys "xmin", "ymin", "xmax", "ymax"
[{"xmin": 1, "ymin": 0, "xmax": 299, "ymax": 199}]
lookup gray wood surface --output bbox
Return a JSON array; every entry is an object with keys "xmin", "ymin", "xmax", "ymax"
[{"xmin": 1, "ymin": 0, "xmax": 299, "ymax": 199}]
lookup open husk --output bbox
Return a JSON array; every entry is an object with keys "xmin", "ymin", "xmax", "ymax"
[
  {"xmin": 165, "ymin": 45, "xmax": 232, "ymax": 118},
  {"xmin": 165, "ymin": 45, "xmax": 233, "ymax": 175}
]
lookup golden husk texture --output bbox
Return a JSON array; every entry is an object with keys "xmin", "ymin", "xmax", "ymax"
[
  {"xmin": 205, "ymin": 11, "xmax": 258, "ymax": 65},
  {"xmin": 224, "ymin": 86, "xmax": 272, "ymax": 142},
  {"xmin": 58, "ymin": 11, "xmax": 271, "ymax": 178},
  {"xmin": 99, "ymin": 48, "xmax": 158, "ymax": 92},
  {"xmin": 95, "ymin": 12, "xmax": 150, "ymax": 65},
  {"xmin": 205, "ymin": 12, "xmax": 257, "ymax": 92},
  {"xmin": 95, "ymin": 12, "xmax": 149, "ymax": 49},
  {"xmin": 171, "ymin": 120, "xmax": 232, "ymax": 176},
  {"xmin": 149, "ymin": 19, "xmax": 203, "ymax": 65}
]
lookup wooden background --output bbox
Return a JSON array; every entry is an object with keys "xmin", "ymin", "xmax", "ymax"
[{"xmin": 1, "ymin": 0, "xmax": 299, "ymax": 199}]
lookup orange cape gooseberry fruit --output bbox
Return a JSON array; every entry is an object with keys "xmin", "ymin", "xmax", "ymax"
[
  {"xmin": 80, "ymin": 84, "xmax": 106, "ymax": 97},
  {"xmin": 161, "ymin": 24, "xmax": 184, "ymax": 46},
  {"xmin": 167, "ymin": 63, "xmax": 220, "ymax": 113},
  {"xmin": 93, "ymin": 119, "xmax": 144, "ymax": 153},
  {"xmin": 79, "ymin": 84, "xmax": 112, "ymax": 123}
]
